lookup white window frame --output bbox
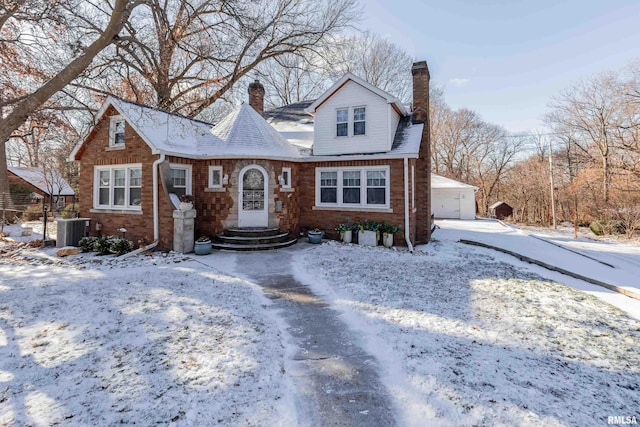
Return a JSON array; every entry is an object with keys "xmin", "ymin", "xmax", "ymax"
[
  {"xmin": 315, "ymin": 166, "xmax": 390, "ymax": 209},
  {"xmin": 336, "ymin": 108, "xmax": 349, "ymax": 137},
  {"xmin": 208, "ymin": 165, "xmax": 223, "ymax": 189},
  {"xmin": 93, "ymin": 164, "xmax": 142, "ymax": 210},
  {"xmin": 281, "ymin": 167, "xmax": 292, "ymax": 189},
  {"xmin": 170, "ymin": 164, "xmax": 192, "ymax": 197},
  {"xmin": 353, "ymin": 106, "xmax": 366, "ymax": 136},
  {"xmin": 109, "ymin": 115, "xmax": 126, "ymax": 147}
]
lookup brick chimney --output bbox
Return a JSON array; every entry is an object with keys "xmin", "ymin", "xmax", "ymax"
[
  {"xmin": 248, "ymin": 79, "xmax": 265, "ymax": 116},
  {"xmin": 411, "ymin": 61, "xmax": 430, "ymax": 123},
  {"xmin": 411, "ymin": 60, "xmax": 432, "ymax": 244}
]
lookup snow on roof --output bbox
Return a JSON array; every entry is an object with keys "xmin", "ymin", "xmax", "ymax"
[
  {"xmin": 207, "ymin": 104, "xmax": 301, "ymax": 159},
  {"xmin": 431, "ymin": 174, "xmax": 478, "ymax": 190},
  {"xmin": 8, "ymin": 166, "xmax": 75, "ymax": 196},
  {"xmin": 489, "ymin": 201, "xmax": 511, "ymax": 209},
  {"xmin": 265, "ymin": 101, "xmax": 314, "ymax": 149},
  {"xmin": 305, "ymin": 72, "xmax": 408, "ymax": 116},
  {"xmin": 72, "ymin": 97, "xmax": 301, "ymax": 160}
]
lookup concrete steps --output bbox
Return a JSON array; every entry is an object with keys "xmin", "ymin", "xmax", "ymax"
[{"xmin": 213, "ymin": 227, "xmax": 297, "ymax": 251}]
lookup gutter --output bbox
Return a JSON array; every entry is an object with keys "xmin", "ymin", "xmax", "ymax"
[
  {"xmin": 152, "ymin": 154, "xmax": 166, "ymax": 241},
  {"xmin": 403, "ymin": 157, "xmax": 414, "ymax": 252}
]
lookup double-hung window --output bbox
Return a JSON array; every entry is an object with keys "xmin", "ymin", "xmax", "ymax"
[
  {"xmin": 170, "ymin": 164, "xmax": 192, "ymax": 197},
  {"xmin": 109, "ymin": 116, "xmax": 125, "ymax": 146},
  {"xmin": 336, "ymin": 108, "xmax": 348, "ymax": 137},
  {"xmin": 316, "ymin": 166, "xmax": 389, "ymax": 208},
  {"xmin": 94, "ymin": 164, "xmax": 142, "ymax": 210},
  {"xmin": 320, "ymin": 171, "xmax": 338, "ymax": 203},
  {"xmin": 353, "ymin": 107, "xmax": 366, "ymax": 135}
]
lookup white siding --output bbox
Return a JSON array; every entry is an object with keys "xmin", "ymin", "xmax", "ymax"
[
  {"xmin": 313, "ymin": 81, "xmax": 398, "ymax": 155},
  {"xmin": 388, "ymin": 104, "xmax": 400, "ymax": 145},
  {"xmin": 431, "ymin": 188, "xmax": 476, "ymax": 219}
]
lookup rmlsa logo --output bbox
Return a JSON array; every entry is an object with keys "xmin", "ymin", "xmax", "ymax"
[{"xmin": 608, "ymin": 416, "xmax": 638, "ymax": 425}]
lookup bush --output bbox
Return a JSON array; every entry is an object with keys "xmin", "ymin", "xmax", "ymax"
[
  {"xmin": 78, "ymin": 236, "xmax": 98, "ymax": 252},
  {"xmin": 606, "ymin": 220, "xmax": 626, "ymax": 235},
  {"xmin": 589, "ymin": 220, "xmax": 604, "ymax": 236},
  {"xmin": 59, "ymin": 204, "xmax": 78, "ymax": 219},
  {"xmin": 22, "ymin": 204, "xmax": 45, "ymax": 221},
  {"xmin": 109, "ymin": 237, "xmax": 133, "ymax": 256}
]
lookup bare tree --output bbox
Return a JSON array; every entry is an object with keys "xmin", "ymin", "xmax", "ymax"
[
  {"xmin": 74, "ymin": 0, "xmax": 358, "ymax": 117},
  {"xmin": 0, "ymin": 0, "xmax": 144, "ymax": 197}
]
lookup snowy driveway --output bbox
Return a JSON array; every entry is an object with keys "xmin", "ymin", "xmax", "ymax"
[{"xmin": 433, "ymin": 219, "xmax": 640, "ymax": 319}]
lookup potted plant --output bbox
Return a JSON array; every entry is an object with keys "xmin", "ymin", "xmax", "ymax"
[
  {"xmin": 357, "ymin": 219, "xmax": 379, "ymax": 247},
  {"xmin": 380, "ymin": 222, "xmax": 401, "ymax": 248},
  {"xmin": 194, "ymin": 235, "xmax": 212, "ymax": 255},
  {"xmin": 335, "ymin": 218, "xmax": 352, "ymax": 243},
  {"xmin": 307, "ymin": 228, "xmax": 324, "ymax": 244},
  {"xmin": 179, "ymin": 194, "xmax": 194, "ymax": 211}
]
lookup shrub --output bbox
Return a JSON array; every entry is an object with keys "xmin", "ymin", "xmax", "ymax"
[
  {"xmin": 59, "ymin": 204, "xmax": 77, "ymax": 219},
  {"xmin": 606, "ymin": 220, "xmax": 626, "ymax": 235},
  {"xmin": 78, "ymin": 236, "xmax": 98, "ymax": 252},
  {"xmin": 589, "ymin": 220, "xmax": 604, "ymax": 236},
  {"xmin": 109, "ymin": 237, "xmax": 133, "ymax": 256},
  {"xmin": 22, "ymin": 204, "xmax": 44, "ymax": 221}
]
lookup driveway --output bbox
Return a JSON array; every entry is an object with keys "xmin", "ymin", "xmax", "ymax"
[{"xmin": 431, "ymin": 219, "xmax": 640, "ymax": 319}]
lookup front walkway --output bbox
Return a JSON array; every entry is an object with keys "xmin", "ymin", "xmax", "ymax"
[{"xmin": 197, "ymin": 244, "xmax": 396, "ymax": 426}]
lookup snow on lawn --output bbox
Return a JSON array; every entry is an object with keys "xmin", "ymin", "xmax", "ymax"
[
  {"xmin": 294, "ymin": 240, "xmax": 640, "ymax": 427},
  {"xmin": 0, "ymin": 248, "xmax": 293, "ymax": 426}
]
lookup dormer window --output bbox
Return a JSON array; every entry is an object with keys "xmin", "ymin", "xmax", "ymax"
[
  {"xmin": 336, "ymin": 108, "xmax": 348, "ymax": 137},
  {"xmin": 109, "ymin": 116, "xmax": 125, "ymax": 146},
  {"xmin": 353, "ymin": 107, "xmax": 366, "ymax": 135}
]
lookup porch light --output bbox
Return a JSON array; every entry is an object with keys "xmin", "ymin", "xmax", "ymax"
[{"xmin": 222, "ymin": 174, "xmax": 229, "ymax": 185}]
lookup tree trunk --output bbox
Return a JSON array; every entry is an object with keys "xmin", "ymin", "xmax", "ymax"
[{"xmin": 0, "ymin": 0, "xmax": 139, "ymax": 196}]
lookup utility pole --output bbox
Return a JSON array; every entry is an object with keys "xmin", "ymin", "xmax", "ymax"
[{"xmin": 548, "ymin": 137, "xmax": 557, "ymax": 229}]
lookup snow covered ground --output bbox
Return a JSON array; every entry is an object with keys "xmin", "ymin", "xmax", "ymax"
[
  {"xmin": 0, "ymin": 245, "xmax": 294, "ymax": 426},
  {"xmin": 1, "ymin": 218, "xmax": 639, "ymax": 426}
]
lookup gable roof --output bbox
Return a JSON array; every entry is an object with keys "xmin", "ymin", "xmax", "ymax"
[
  {"xmin": 70, "ymin": 97, "xmax": 301, "ymax": 161},
  {"xmin": 489, "ymin": 201, "xmax": 511, "ymax": 209},
  {"xmin": 431, "ymin": 174, "xmax": 478, "ymax": 190},
  {"xmin": 9, "ymin": 166, "xmax": 75, "ymax": 196},
  {"xmin": 265, "ymin": 100, "xmax": 315, "ymax": 149},
  {"xmin": 305, "ymin": 72, "xmax": 408, "ymax": 116}
]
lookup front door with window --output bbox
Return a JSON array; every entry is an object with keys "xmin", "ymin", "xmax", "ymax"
[{"xmin": 238, "ymin": 165, "xmax": 268, "ymax": 227}]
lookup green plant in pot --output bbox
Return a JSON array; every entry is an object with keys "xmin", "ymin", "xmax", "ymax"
[
  {"xmin": 357, "ymin": 219, "xmax": 380, "ymax": 246},
  {"xmin": 379, "ymin": 222, "xmax": 401, "ymax": 248},
  {"xmin": 335, "ymin": 218, "xmax": 352, "ymax": 243}
]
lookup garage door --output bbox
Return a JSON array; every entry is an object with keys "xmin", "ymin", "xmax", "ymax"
[{"xmin": 432, "ymin": 190, "xmax": 461, "ymax": 219}]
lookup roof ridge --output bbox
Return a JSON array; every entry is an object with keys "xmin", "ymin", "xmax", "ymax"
[{"xmin": 107, "ymin": 95, "xmax": 214, "ymax": 127}]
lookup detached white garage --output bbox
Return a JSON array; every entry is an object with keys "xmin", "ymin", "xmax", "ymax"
[{"xmin": 431, "ymin": 174, "xmax": 478, "ymax": 220}]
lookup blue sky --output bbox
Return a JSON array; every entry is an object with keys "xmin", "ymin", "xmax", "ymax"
[{"xmin": 363, "ymin": 0, "xmax": 640, "ymax": 133}]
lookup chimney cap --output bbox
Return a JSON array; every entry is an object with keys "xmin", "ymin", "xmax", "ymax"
[{"xmin": 411, "ymin": 60, "xmax": 430, "ymax": 77}]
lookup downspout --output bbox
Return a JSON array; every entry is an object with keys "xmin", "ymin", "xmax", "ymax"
[
  {"xmin": 152, "ymin": 153, "xmax": 166, "ymax": 241},
  {"xmin": 404, "ymin": 157, "xmax": 414, "ymax": 252}
]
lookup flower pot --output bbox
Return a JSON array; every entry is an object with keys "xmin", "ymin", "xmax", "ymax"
[
  {"xmin": 307, "ymin": 230, "xmax": 323, "ymax": 244},
  {"xmin": 383, "ymin": 232, "xmax": 394, "ymax": 248},
  {"xmin": 179, "ymin": 202, "xmax": 193, "ymax": 211},
  {"xmin": 194, "ymin": 240, "xmax": 212, "ymax": 255},
  {"xmin": 342, "ymin": 230, "xmax": 352, "ymax": 243},
  {"xmin": 358, "ymin": 230, "xmax": 378, "ymax": 246}
]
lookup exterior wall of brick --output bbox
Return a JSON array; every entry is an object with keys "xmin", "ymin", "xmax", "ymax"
[
  {"xmin": 298, "ymin": 158, "xmax": 412, "ymax": 246},
  {"xmin": 76, "ymin": 105, "xmax": 165, "ymax": 246},
  {"xmin": 412, "ymin": 61, "xmax": 432, "ymax": 243}
]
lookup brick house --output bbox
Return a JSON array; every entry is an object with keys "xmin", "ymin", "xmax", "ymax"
[
  {"xmin": 68, "ymin": 61, "xmax": 432, "ymax": 250},
  {"xmin": 8, "ymin": 166, "xmax": 75, "ymax": 210}
]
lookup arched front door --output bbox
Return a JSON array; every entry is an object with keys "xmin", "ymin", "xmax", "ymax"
[{"xmin": 238, "ymin": 165, "xmax": 268, "ymax": 227}]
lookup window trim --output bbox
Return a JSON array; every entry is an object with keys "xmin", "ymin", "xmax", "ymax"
[
  {"xmin": 353, "ymin": 106, "xmax": 366, "ymax": 136},
  {"xmin": 109, "ymin": 115, "xmax": 126, "ymax": 147},
  {"xmin": 93, "ymin": 164, "xmax": 142, "ymax": 210},
  {"xmin": 315, "ymin": 166, "xmax": 390, "ymax": 209},
  {"xmin": 170, "ymin": 163, "xmax": 192, "ymax": 196},
  {"xmin": 208, "ymin": 165, "xmax": 223, "ymax": 189},
  {"xmin": 336, "ymin": 107, "xmax": 349, "ymax": 137},
  {"xmin": 281, "ymin": 167, "xmax": 292, "ymax": 189}
]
